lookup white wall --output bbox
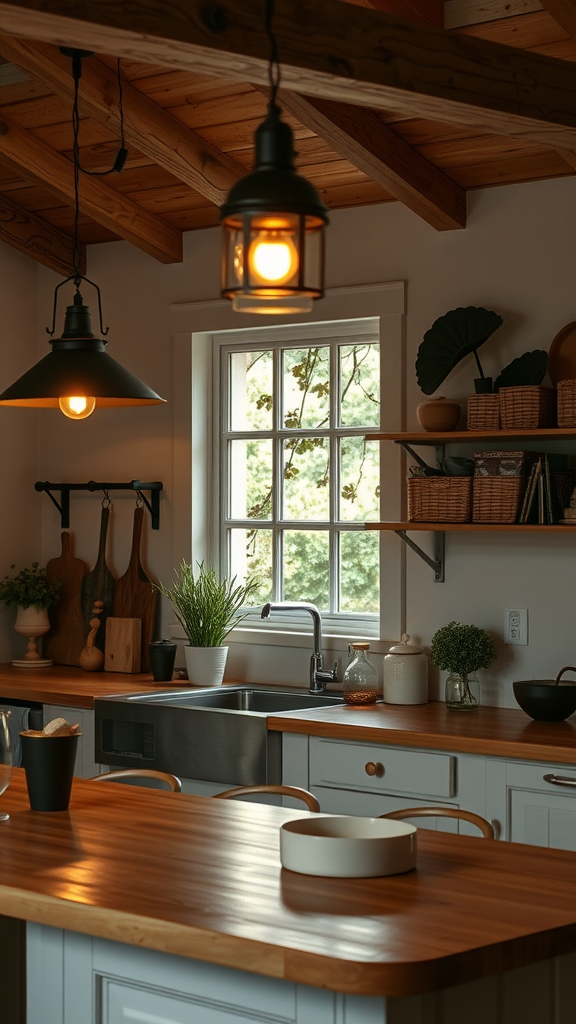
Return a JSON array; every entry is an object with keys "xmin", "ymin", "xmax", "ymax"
[
  {"xmin": 0, "ymin": 245, "xmax": 41, "ymax": 661},
  {"xmin": 3, "ymin": 174, "xmax": 576, "ymax": 704}
]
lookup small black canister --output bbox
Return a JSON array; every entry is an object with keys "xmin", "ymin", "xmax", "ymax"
[{"xmin": 149, "ymin": 639, "xmax": 177, "ymax": 682}]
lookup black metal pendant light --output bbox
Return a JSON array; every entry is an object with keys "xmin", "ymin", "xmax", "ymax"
[
  {"xmin": 0, "ymin": 50, "xmax": 165, "ymax": 420},
  {"xmin": 220, "ymin": 0, "xmax": 328, "ymax": 315}
]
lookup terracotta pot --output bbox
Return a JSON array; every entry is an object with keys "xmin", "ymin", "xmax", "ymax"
[{"xmin": 416, "ymin": 397, "xmax": 461, "ymax": 432}]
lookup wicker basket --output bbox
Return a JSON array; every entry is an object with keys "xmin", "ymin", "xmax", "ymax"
[
  {"xmin": 467, "ymin": 393, "xmax": 500, "ymax": 430},
  {"xmin": 499, "ymin": 386, "xmax": 556, "ymax": 429},
  {"xmin": 408, "ymin": 476, "xmax": 472, "ymax": 523},
  {"xmin": 472, "ymin": 476, "xmax": 525, "ymax": 523},
  {"xmin": 557, "ymin": 379, "xmax": 576, "ymax": 427}
]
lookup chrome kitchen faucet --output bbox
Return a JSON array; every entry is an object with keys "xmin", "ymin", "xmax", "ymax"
[{"xmin": 260, "ymin": 602, "xmax": 338, "ymax": 693}]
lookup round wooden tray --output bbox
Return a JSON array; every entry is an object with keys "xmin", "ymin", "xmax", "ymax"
[{"xmin": 548, "ymin": 321, "xmax": 576, "ymax": 384}]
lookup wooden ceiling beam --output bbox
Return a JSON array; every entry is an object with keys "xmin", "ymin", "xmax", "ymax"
[
  {"xmin": 1, "ymin": 0, "xmax": 576, "ymax": 149},
  {"xmin": 279, "ymin": 90, "xmax": 465, "ymax": 230},
  {"xmin": 538, "ymin": 1, "xmax": 576, "ymax": 38},
  {"xmin": 0, "ymin": 190, "xmax": 85, "ymax": 275},
  {"xmin": 0, "ymin": 36, "xmax": 243, "ymax": 205},
  {"xmin": 0, "ymin": 112, "xmax": 182, "ymax": 263},
  {"xmin": 360, "ymin": 0, "xmax": 444, "ymax": 27}
]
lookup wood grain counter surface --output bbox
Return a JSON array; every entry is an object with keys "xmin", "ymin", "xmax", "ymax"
[
  {"xmin": 1, "ymin": 664, "xmax": 576, "ymax": 764},
  {"xmin": 0, "ymin": 664, "xmax": 178, "ymax": 708},
  {"xmin": 268, "ymin": 700, "xmax": 576, "ymax": 765},
  {"xmin": 2, "ymin": 769, "xmax": 576, "ymax": 997}
]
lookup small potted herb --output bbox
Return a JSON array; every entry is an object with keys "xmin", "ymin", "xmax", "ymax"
[
  {"xmin": 430, "ymin": 620, "xmax": 496, "ymax": 711},
  {"xmin": 0, "ymin": 562, "xmax": 61, "ymax": 610},
  {"xmin": 156, "ymin": 561, "xmax": 260, "ymax": 686},
  {"xmin": 0, "ymin": 563, "xmax": 61, "ymax": 666}
]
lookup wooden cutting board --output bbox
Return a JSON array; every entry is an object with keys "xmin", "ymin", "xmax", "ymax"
[
  {"xmin": 104, "ymin": 617, "xmax": 142, "ymax": 673},
  {"xmin": 113, "ymin": 506, "xmax": 157, "ymax": 671},
  {"xmin": 81, "ymin": 506, "xmax": 116, "ymax": 654},
  {"xmin": 44, "ymin": 531, "xmax": 89, "ymax": 666}
]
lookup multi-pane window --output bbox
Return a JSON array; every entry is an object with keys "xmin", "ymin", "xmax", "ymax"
[{"xmin": 219, "ymin": 318, "xmax": 381, "ymax": 629}]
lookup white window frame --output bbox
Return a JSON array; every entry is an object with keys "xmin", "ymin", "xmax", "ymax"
[
  {"xmin": 218, "ymin": 317, "xmax": 382, "ymax": 635},
  {"xmin": 169, "ymin": 281, "xmax": 406, "ymax": 646}
]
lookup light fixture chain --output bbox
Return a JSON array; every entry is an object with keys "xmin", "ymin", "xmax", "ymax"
[
  {"xmin": 265, "ymin": 0, "xmax": 281, "ymax": 107},
  {"xmin": 72, "ymin": 65, "xmax": 82, "ymax": 283}
]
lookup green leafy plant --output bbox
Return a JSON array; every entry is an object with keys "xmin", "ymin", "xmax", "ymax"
[
  {"xmin": 0, "ymin": 563, "xmax": 61, "ymax": 610},
  {"xmin": 156, "ymin": 561, "xmax": 260, "ymax": 647},
  {"xmin": 430, "ymin": 620, "xmax": 496, "ymax": 675}
]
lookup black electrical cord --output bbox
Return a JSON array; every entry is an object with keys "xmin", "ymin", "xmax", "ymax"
[
  {"xmin": 265, "ymin": 0, "xmax": 281, "ymax": 110},
  {"xmin": 71, "ymin": 56, "xmax": 128, "ymax": 181}
]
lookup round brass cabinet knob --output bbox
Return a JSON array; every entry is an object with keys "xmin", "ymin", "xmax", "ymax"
[{"xmin": 364, "ymin": 761, "xmax": 384, "ymax": 777}]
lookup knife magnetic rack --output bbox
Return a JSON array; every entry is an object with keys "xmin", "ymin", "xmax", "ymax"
[{"xmin": 34, "ymin": 480, "xmax": 164, "ymax": 529}]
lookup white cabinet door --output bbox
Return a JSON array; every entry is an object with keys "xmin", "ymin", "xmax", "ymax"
[{"xmin": 505, "ymin": 762, "xmax": 576, "ymax": 850}]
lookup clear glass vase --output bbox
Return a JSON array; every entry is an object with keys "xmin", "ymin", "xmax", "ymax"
[{"xmin": 445, "ymin": 671, "xmax": 480, "ymax": 711}]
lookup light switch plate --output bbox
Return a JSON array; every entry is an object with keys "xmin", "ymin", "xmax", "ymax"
[{"xmin": 504, "ymin": 608, "xmax": 528, "ymax": 645}]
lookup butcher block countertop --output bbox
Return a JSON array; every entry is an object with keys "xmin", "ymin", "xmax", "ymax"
[
  {"xmin": 2, "ymin": 664, "xmax": 576, "ymax": 764},
  {"xmin": 3, "ymin": 769, "xmax": 576, "ymax": 997},
  {"xmin": 0, "ymin": 663, "xmax": 176, "ymax": 708},
  {"xmin": 268, "ymin": 700, "xmax": 576, "ymax": 766}
]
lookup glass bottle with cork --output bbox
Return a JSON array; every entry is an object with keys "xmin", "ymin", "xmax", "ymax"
[{"xmin": 343, "ymin": 642, "xmax": 380, "ymax": 705}]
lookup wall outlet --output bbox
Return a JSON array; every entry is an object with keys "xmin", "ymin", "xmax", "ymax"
[{"xmin": 504, "ymin": 608, "xmax": 528, "ymax": 645}]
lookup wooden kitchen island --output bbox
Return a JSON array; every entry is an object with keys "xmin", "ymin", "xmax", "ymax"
[{"xmin": 1, "ymin": 770, "xmax": 576, "ymax": 1023}]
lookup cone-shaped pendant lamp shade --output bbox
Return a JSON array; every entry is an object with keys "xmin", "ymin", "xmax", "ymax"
[{"xmin": 0, "ymin": 292, "xmax": 164, "ymax": 410}]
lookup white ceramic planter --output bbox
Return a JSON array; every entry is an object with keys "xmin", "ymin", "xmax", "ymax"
[
  {"xmin": 184, "ymin": 645, "xmax": 228, "ymax": 687},
  {"xmin": 13, "ymin": 605, "xmax": 52, "ymax": 667}
]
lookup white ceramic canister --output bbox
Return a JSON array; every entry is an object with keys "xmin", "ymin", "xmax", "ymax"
[{"xmin": 383, "ymin": 634, "xmax": 428, "ymax": 705}]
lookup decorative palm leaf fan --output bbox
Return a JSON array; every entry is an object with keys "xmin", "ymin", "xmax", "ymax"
[{"xmin": 416, "ymin": 306, "xmax": 503, "ymax": 396}]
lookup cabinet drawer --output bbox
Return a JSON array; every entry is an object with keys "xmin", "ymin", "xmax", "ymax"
[{"xmin": 309, "ymin": 738, "xmax": 455, "ymax": 799}]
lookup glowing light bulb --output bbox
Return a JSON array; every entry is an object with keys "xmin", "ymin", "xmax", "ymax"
[
  {"xmin": 248, "ymin": 232, "xmax": 298, "ymax": 286},
  {"xmin": 59, "ymin": 396, "xmax": 96, "ymax": 420}
]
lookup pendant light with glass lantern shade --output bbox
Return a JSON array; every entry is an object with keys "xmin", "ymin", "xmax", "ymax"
[
  {"xmin": 220, "ymin": 0, "xmax": 329, "ymax": 315},
  {"xmin": 0, "ymin": 50, "xmax": 165, "ymax": 420}
]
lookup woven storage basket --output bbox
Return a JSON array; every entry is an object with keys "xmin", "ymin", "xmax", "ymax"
[
  {"xmin": 499, "ymin": 386, "xmax": 556, "ymax": 429},
  {"xmin": 557, "ymin": 380, "xmax": 576, "ymax": 427},
  {"xmin": 467, "ymin": 393, "xmax": 500, "ymax": 430},
  {"xmin": 408, "ymin": 476, "xmax": 472, "ymax": 523},
  {"xmin": 472, "ymin": 476, "xmax": 524, "ymax": 524}
]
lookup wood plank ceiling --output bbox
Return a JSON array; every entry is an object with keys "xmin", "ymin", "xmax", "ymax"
[{"xmin": 0, "ymin": 0, "xmax": 574, "ymax": 275}]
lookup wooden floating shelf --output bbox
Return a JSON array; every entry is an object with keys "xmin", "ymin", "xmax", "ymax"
[
  {"xmin": 366, "ymin": 522, "xmax": 576, "ymax": 533},
  {"xmin": 366, "ymin": 429, "xmax": 576, "ymax": 445}
]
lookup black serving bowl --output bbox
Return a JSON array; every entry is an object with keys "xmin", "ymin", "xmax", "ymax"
[{"xmin": 513, "ymin": 677, "xmax": 576, "ymax": 722}]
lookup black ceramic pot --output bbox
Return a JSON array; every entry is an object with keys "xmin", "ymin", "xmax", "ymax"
[
  {"xmin": 474, "ymin": 377, "xmax": 493, "ymax": 394},
  {"xmin": 513, "ymin": 667, "xmax": 576, "ymax": 722}
]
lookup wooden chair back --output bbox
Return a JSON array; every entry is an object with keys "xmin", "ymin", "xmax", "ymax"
[
  {"xmin": 380, "ymin": 805, "xmax": 495, "ymax": 839},
  {"xmin": 91, "ymin": 769, "xmax": 182, "ymax": 792},
  {"xmin": 213, "ymin": 784, "xmax": 320, "ymax": 812}
]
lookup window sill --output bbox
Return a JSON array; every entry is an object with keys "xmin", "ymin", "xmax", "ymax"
[{"xmin": 169, "ymin": 623, "xmax": 394, "ymax": 655}]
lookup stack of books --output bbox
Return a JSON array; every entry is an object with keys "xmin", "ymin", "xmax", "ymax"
[{"xmin": 518, "ymin": 455, "xmax": 574, "ymax": 524}]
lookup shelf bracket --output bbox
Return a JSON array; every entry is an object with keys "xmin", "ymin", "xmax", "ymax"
[
  {"xmin": 34, "ymin": 480, "xmax": 163, "ymax": 529},
  {"xmin": 395, "ymin": 530, "xmax": 445, "ymax": 582},
  {"xmin": 394, "ymin": 440, "xmax": 445, "ymax": 472}
]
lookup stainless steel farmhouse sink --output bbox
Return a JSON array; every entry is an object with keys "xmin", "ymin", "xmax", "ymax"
[{"xmin": 94, "ymin": 685, "xmax": 344, "ymax": 787}]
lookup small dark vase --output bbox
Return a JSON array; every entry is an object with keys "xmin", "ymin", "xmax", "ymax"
[
  {"xmin": 149, "ymin": 639, "xmax": 177, "ymax": 682},
  {"xmin": 474, "ymin": 377, "xmax": 493, "ymax": 394}
]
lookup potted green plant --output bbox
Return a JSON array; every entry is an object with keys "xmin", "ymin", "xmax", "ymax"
[
  {"xmin": 430, "ymin": 620, "xmax": 496, "ymax": 711},
  {"xmin": 0, "ymin": 562, "xmax": 61, "ymax": 667},
  {"xmin": 416, "ymin": 306, "xmax": 548, "ymax": 396},
  {"xmin": 156, "ymin": 561, "xmax": 260, "ymax": 686}
]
